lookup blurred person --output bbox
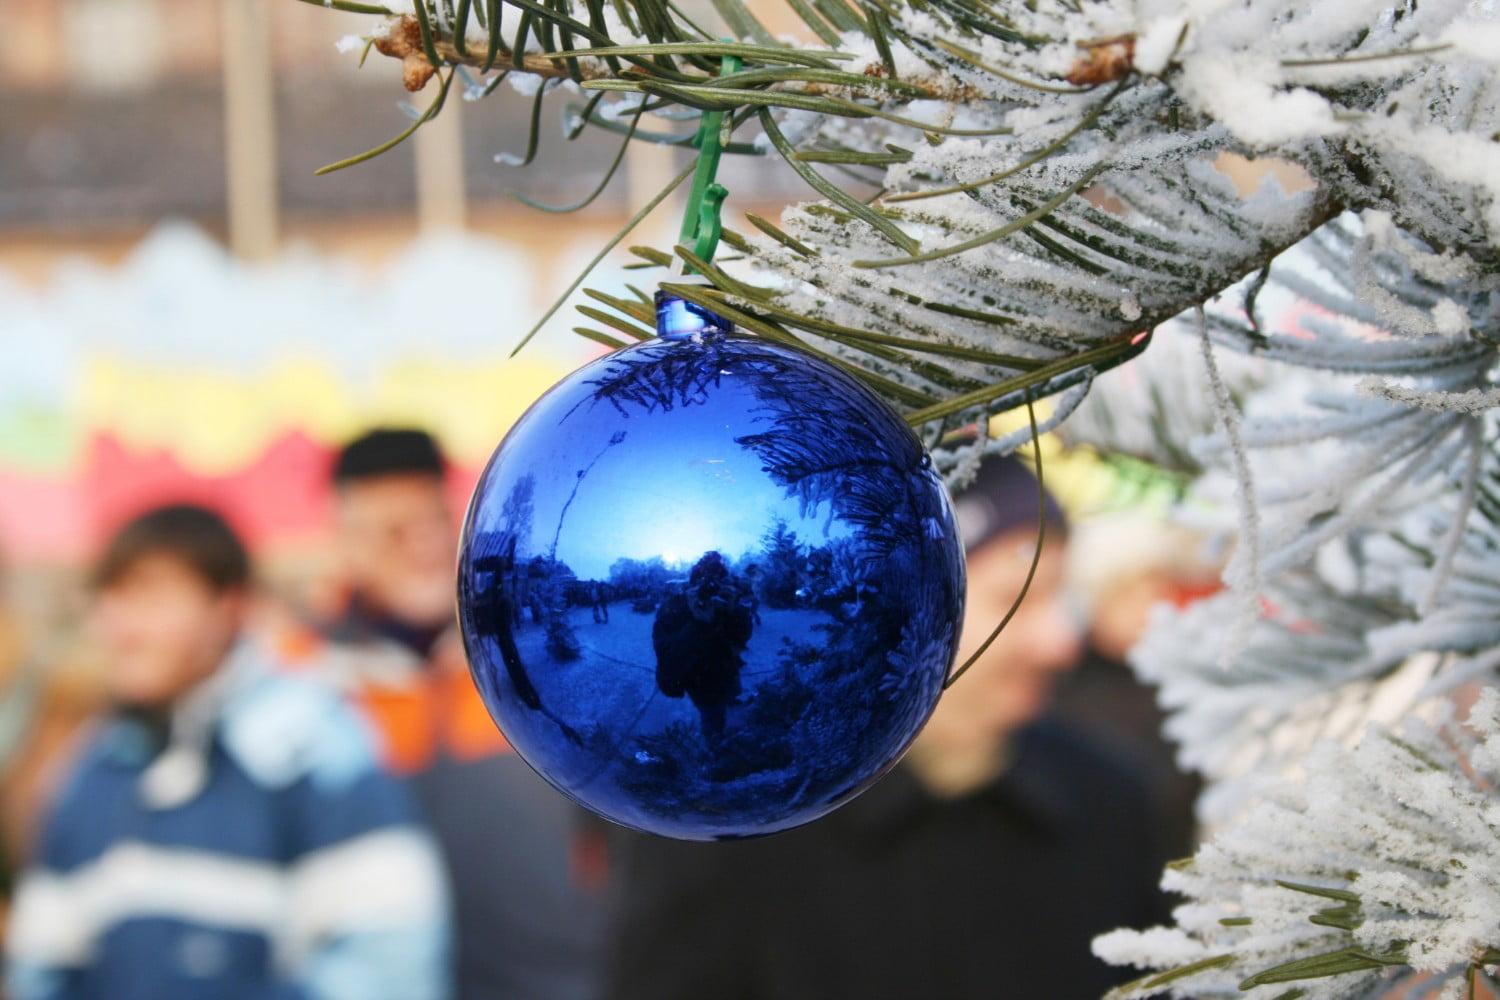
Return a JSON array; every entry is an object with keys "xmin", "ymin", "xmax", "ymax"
[
  {"xmin": 589, "ymin": 582, "xmax": 610, "ymax": 625},
  {"xmin": 0, "ymin": 560, "xmax": 104, "ymax": 958},
  {"xmin": 4, "ymin": 504, "xmax": 448, "ymax": 1000},
  {"xmin": 1050, "ymin": 512, "xmax": 1214, "ymax": 861},
  {"xmin": 306, "ymin": 429, "xmax": 606, "ymax": 1000},
  {"xmin": 604, "ymin": 455, "xmax": 1172, "ymax": 1000},
  {"xmin": 742, "ymin": 564, "xmax": 763, "ymax": 625}
]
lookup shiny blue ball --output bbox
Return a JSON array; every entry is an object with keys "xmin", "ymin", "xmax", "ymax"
[{"xmin": 457, "ymin": 298, "xmax": 965, "ymax": 839}]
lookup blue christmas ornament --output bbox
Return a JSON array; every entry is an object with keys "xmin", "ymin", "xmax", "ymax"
[{"xmin": 457, "ymin": 292, "xmax": 965, "ymax": 839}]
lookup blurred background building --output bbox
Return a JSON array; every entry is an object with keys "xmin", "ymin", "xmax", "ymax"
[{"xmin": 1, "ymin": 0, "xmax": 803, "ymax": 261}]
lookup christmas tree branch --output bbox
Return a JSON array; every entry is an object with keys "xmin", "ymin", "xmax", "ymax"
[{"xmin": 301, "ymin": 0, "xmax": 1496, "ymax": 444}]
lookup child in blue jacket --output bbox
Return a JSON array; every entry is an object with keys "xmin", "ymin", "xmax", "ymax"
[{"xmin": 5, "ymin": 504, "xmax": 450, "ymax": 1000}]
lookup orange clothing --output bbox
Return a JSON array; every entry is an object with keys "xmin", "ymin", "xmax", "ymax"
[
  {"xmin": 274, "ymin": 623, "xmax": 509, "ymax": 776},
  {"xmin": 358, "ymin": 662, "xmax": 510, "ymax": 776},
  {"xmin": 1, "ymin": 631, "xmax": 104, "ymax": 873}
]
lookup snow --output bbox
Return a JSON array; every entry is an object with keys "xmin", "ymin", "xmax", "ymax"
[
  {"xmin": 1177, "ymin": 56, "xmax": 1344, "ymax": 146},
  {"xmin": 1132, "ymin": 14, "xmax": 1187, "ymax": 75},
  {"xmin": 1097, "ymin": 694, "xmax": 1500, "ymax": 996}
]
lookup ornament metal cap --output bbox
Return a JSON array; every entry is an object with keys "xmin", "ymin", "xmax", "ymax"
[{"xmin": 655, "ymin": 288, "xmax": 734, "ymax": 341}]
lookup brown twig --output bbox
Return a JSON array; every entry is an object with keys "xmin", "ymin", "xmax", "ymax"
[
  {"xmin": 1066, "ymin": 34, "xmax": 1135, "ymax": 86},
  {"xmin": 375, "ymin": 14, "xmax": 585, "ymax": 90},
  {"xmin": 371, "ymin": 14, "xmax": 988, "ymax": 98}
]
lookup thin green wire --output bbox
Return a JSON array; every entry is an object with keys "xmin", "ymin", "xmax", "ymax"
[{"xmin": 943, "ymin": 397, "xmax": 1047, "ymax": 689}]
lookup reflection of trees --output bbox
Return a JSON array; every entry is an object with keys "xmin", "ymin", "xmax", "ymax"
[
  {"xmin": 608, "ymin": 556, "xmax": 673, "ymax": 608},
  {"xmin": 499, "ymin": 473, "xmax": 536, "ymax": 553},
  {"xmin": 759, "ymin": 519, "xmax": 803, "ymax": 609},
  {"xmin": 517, "ymin": 555, "xmax": 579, "ymax": 661},
  {"xmin": 581, "ymin": 342, "xmax": 728, "ymax": 417},
  {"xmin": 550, "ymin": 430, "xmax": 627, "ymax": 560},
  {"xmin": 824, "ymin": 537, "xmax": 863, "ymax": 598},
  {"xmin": 497, "ymin": 475, "xmax": 537, "ymax": 628},
  {"xmin": 580, "ymin": 336, "xmax": 941, "ymax": 568},
  {"xmin": 749, "ymin": 528, "xmax": 875, "ymax": 616},
  {"xmin": 722, "ymin": 339, "xmax": 963, "ymax": 703},
  {"xmin": 538, "ymin": 430, "xmax": 625, "ymax": 661},
  {"xmin": 733, "ymin": 367, "xmax": 932, "ymax": 566}
]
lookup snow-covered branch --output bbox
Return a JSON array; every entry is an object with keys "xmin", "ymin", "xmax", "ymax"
[{"xmin": 1096, "ymin": 688, "xmax": 1500, "ymax": 999}]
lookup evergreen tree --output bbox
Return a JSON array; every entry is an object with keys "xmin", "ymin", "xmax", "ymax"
[{"xmin": 758, "ymin": 518, "xmax": 803, "ymax": 610}]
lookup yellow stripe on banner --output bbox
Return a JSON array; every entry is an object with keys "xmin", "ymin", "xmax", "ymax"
[
  {"xmin": 368, "ymin": 358, "xmax": 565, "ymax": 467},
  {"xmin": 987, "ymin": 408, "xmax": 1181, "ymax": 517},
  {"xmin": 78, "ymin": 356, "xmax": 564, "ymax": 473},
  {"xmin": 986, "ymin": 406, "xmax": 1114, "ymax": 514}
]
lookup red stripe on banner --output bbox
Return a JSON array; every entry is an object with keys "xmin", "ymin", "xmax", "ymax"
[{"xmin": 0, "ymin": 431, "xmax": 482, "ymax": 565}]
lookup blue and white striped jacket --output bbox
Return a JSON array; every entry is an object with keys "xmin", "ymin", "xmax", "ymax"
[{"xmin": 4, "ymin": 640, "xmax": 451, "ymax": 1000}]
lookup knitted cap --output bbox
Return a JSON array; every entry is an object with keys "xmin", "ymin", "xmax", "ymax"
[{"xmin": 951, "ymin": 454, "xmax": 1067, "ymax": 555}]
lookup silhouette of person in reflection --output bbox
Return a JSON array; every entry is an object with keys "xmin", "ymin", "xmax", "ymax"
[
  {"xmin": 472, "ymin": 534, "xmax": 544, "ymax": 713},
  {"xmin": 470, "ymin": 537, "xmax": 584, "ymax": 746},
  {"xmin": 489, "ymin": 539, "xmax": 549, "ymax": 710},
  {"xmin": 651, "ymin": 552, "xmax": 754, "ymax": 744},
  {"xmin": 526, "ymin": 565, "xmax": 546, "ymax": 624},
  {"xmin": 589, "ymin": 581, "xmax": 610, "ymax": 624},
  {"xmin": 742, "ymin": 564, "xmax": 763, "ymax": 626}
]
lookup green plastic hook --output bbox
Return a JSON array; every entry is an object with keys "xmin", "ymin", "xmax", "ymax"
[{"xmin": 677, "ymin": 51, "xmax": 742, "ymax": 271}]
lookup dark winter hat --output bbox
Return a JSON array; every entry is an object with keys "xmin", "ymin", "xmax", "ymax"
[
  {"xmin": 94, "ymin": 504, "xmax": 251, "ymax": 593},
  {"xmin": 951, "ymin": 453, "xmax": 1068, "ymax": 555},
  {"xmin": 332, "ymin": 427, "xmax": 446, "ymax": 485}
]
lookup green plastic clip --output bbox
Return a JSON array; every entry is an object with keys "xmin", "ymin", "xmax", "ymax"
[{"xmin": 677, "ymin": 51, "xmax": 742, "ymax": 271}]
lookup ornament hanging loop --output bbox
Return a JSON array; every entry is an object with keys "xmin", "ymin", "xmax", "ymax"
[
  {"xmin": 677, "ymin": 51, "xmax": 742, "ymax": 272},
  {"xmin": 942, "ymin": 396, "xmax": 1048, "ymax": 690},
  {"xmin": 659, "ymin": 49, "xmax": 741, "ymax": 338}
]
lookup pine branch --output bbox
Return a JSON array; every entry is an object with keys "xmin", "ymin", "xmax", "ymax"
[
  {"xmin": 300, "ymin": 0, "xmax": 1497, "ymax": 454},
  {"xmin": 1097, "ymin": 691, "xmax": 1500, "ymax": 999}
]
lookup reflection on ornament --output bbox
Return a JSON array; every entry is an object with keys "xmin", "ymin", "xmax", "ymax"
[{"xmin": 457, "ymin": 292, "xmax": 965, "ymax": 839}]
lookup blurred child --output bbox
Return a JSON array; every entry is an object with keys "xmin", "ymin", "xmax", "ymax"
[
  {"xmin": 310, "ymin": 429, "xmax": 606, "ymax": 1000},
  {"xmin": 5, "ymin": 504, "xmax": 448, "ymax": 1000}
]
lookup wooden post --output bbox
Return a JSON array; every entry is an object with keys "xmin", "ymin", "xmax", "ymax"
[
  {"xmin": 415, "ymin": 89, "xmax": 467, "ymax": 231},
  {"xmin": 222, "ymin": 0, "xmax": 278, "ymax": 260}
]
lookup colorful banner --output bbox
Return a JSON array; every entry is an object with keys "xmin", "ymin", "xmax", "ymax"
[{"xmin": 0, "ymin": 225, "xmax": 590, "ymax": 562}]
